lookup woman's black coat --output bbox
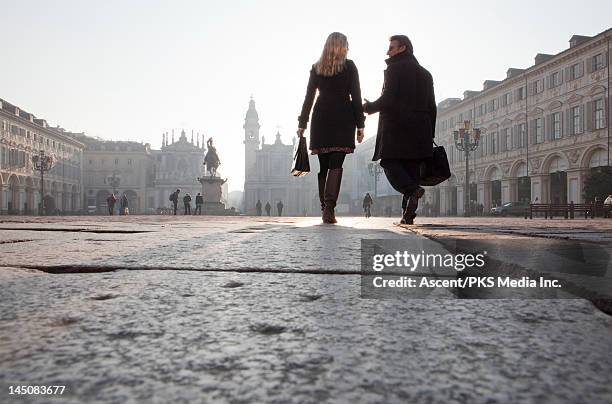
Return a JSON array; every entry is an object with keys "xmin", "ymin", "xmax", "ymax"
[
  {"xmin": 365, "ymin": 52, "xmax": 437, "ymax": 161},
  {"xmin": 298, "ymin": 59, "xmax": 365, "ymax": 152}
]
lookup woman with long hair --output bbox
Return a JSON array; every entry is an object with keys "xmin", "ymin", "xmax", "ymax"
[{"xmin": 297, "ymin": 32, "xmax": 365, "ymax": 224}]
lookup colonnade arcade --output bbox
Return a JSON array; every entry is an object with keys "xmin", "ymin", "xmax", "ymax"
[
  {"xmin": 436, "ymin": 145, "xmax": 609, "ymax": 215},
  {"xmin": 0, "ymin": 173, "xmax": 80, "ymax": 214}
]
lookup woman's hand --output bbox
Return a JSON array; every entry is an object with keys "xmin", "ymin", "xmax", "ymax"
[
  {"xmin": 356, "ymin": 128, "xmax": 365, "ymax": 143},
  {"xmin": 296, "ymin": 128, "xmax": 305, "ymax": 138}
]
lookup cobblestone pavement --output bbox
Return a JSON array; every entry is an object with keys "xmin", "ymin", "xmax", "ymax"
[{"xmin": 1, "ymin": 215, "xmax": 612, "ymax": 403}]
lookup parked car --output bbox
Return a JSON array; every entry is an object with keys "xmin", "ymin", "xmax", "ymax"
[{"xmin": 491, "ymin": 202, "xmax": 529, "ymax": 216}]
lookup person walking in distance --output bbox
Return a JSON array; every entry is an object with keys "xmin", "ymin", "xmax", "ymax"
[
  {"xmin": 183, "ymin": 193, "xmax": 192, "ymax": 215},
  {"xmin": 106, "ymin": 193, "xmax": 117, "ymax": 216},
  {"xmin": 363, "ymin": 35, "xmax": 436, "ymax": 225},
  {"xmin": 363, "ymin": 192, "xmax": 373, "ymax": 218},
  {"xmin": 170, "ymin": 189, "xmax": 180, "ymax": 215},
  {"xmin": 297, "ymin": 32, "xmax": 365, "ymax": 224},
  {"xmin": 265, "ymin": 202, "xmax": 271, "ymax": 216},
  {"xmin": 194, "ymin": 192, "xmax": 203, "ymax": 215},
  {"xmin": 120, "ymin": 193, "xmax": 129, "ymax": 215},
  {"xmin": 256, "ymin": 200, "xmax": 262, "ymax": 216},
  {"xmin": 277, "ymin": 200, "xmax": 284, "ymax": 216}
]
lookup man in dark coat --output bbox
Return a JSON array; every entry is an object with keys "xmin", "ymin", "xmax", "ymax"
[
  {"xmin": 256, "ymin": 200, "xmax": 262, "ymax": 216},
  {"xmin": 194, "ymin": 192, "xmax": 203, "ymax": 215},
  {"xmin": 277, "ymin": 200, "xmax": 284, "ymax": 216},
  {"xmin": 364, "ymin": 35, "xmax": 436, "ymax": 225},
  {"xmin": 170, "ymin": 189, "xmax": 180, "ymax": 215},
  {"xmin": 183, "ymin": 193, "xmax": 192, "ymax": 215},
  {"xmin": 106, "ymin": 193, "xmax": 117, "ymax": 216},
  {"xmin": 363, "ymin": 193, "xmax": 373, "ymax": 218},
  {"xmin": 265, "ymin": 202, "xmax": 271, "ymax": 216}
]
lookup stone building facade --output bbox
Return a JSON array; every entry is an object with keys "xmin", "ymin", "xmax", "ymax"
[
  {"xmin": 72, "ymin": 133, "xmax": 155, "ymax": 214},
  {"xmin": 432, "ymin": 30, "xmax": 611, "ymax": 215},
  {"xmin": 152, "ymin": 129, "xmax": 206, "ymax": 211},
  {"xmin": 0, "ymin": 98, "xmax": 85, "ymax": 214}
]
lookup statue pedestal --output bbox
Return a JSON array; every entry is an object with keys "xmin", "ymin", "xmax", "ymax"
[{"xmin": 198, "ymin": 176, "xmax": 228, "ymax": 215}]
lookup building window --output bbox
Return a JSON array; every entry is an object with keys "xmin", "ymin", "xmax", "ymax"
[
  {"xmin": 488, "ymin": 98, "xmax": 498, "ymax": 112},
  {"xmin": 595, "ymin": 99, "xmax": 606, "ymax": 129},
  {"xmin": 501, "ymin": 92, "xmax": 512, "ymax": 107},
  {"xmin": 478, "ymin": 104, "xmax": 486, "ymax": 117},
  {"xmin": 114, "ymin": 158, "xmax": 119, "ymax": 165},
  {"xmin": 549, "ymin": 71, "xmax": 562, "ymax": 88},
  {"xmin": 591, "ymin": 53, "xmax": 605, "ymax": 72},
  {"xmin": 516, "ymin": 86, "xmax": 526, "ymax": 101},
  {"xmin": 101, "ymin": 159, "xmax": 105, "ymax": 166},
  {"xmin": 535, "ymin": 118, "xmax": 543, "ymax": 144},
  {"xmin": 530, "ymin": 79, "xmax": 544, "ymax": 95},
  {"xmin": 89, "ymin": 159, "xmax": 92, "ymax": 165},
  {"xmin": 571, "ymin": 106, "xmax": 581, "ymax": 135},
  {"xmin": 501, "ymin": 128, "xmax": 511, "ymax": 150},
  {"xmin": 519, "ymin": 123, "xmax": 526, "ymax": 148},
  {"xmin": 568, "ymin": 62, "xmax": 584, "ymax": 80},
  {"xmin": 552, "ymin": 112, "xmax": 562, "ymax": 139},
  {"xmin": 128, "ymin": 158, "xmax": 133, "ymax": 165}
]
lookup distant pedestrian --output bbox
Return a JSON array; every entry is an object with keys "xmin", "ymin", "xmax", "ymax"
[
  {"xmin": 120, "ymin": 193, "xmax": 129, "ymax": 215},
  {"xmin": 106, "ymin": 193, "xmax": 117, "ymax": 215},
  {"xmin": 478, "ymin": 203, "xmax": 484, "ymax": 216},
  {"xmin": 194, "ymin": 193, "xmax": 203, "ymax": 215},
  {"xmin": 256, "ymin": 200, "xmax": 262, "ymax": 216},
  {"xmin": 277, "ymin": 200, "xmax": 284, "ymax": 216},
  {"xmin": 183, "ymin": 193, "xmax": 192, "ymax": 215},
  {"xmin": 363, "ymin": 193, "xmax": 373, "ymax": 218},
  {"xmin": 424, "ymin": 201, "xmax": 431, "ymax": 217},
  {"xmin": 170, "ymin": 189, "xmax": 180, "ymax": 215},
  {"xmin": 265, "ymin": 202, "xmax": 271, "ymax": 216}
]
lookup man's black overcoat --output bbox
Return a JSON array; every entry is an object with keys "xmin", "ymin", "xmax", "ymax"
[{"xmin": 366, "ymin": 52, "xmax": 436, "ymax": 161}]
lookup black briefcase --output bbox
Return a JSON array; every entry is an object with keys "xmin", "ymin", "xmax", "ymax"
[
  {"xmin": 420, "ymin": 142, "xmax": 451, "ymax": 186},
  {"xmin": 291, "ymin": 137, "xmax": 310, "ymax": 177}
]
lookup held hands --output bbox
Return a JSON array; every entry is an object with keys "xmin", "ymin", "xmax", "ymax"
[
  {"xmin": 356, "ymin": 128, "xmax": 365, "ymax": 143},
  {"xmin": 362, "ymin": 98, "xmax": 370, "ymax": 114},
  {"xmin": 296, "ymin": 128, "xmax": 305, "ymax": 138}
]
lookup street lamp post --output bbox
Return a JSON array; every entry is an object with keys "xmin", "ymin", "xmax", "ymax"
[
  {"xmin": 368, "ymin": 161, "xmax": 384, "ymax": 216},
  {"xmin": 454, "ymin": 120, "xmax": 481, "ymax": 217},
  {"xmin": 368, "ymin": 161, "xmax": 383, "ymax": 197},
  {"xmin": 107, "ymin": 172, "xmax": 120, "ymax": 195},
  {"xmin": 32, "ymin": 150, "xmax": 54, "ymax": 216}
]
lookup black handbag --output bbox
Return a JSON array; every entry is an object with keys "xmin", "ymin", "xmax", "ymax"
[
  {"xmin": 291, "ymin": 137, "xmax": 310, "ymax": 176},
  {"xmin": 420, "ymin": 141, "xmax": 451, "ymax": 186}
]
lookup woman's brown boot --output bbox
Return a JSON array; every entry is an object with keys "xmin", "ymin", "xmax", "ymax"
[{"xmin": 323, "ymin": 168, "xmax": 343, "ymax": 224}]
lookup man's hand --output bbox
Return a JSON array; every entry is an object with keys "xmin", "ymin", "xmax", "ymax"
[
  {"xmin": 356, "ymin": 128, "xmax": 365, "ymax": 143},
  {"xmin": 296, "ymin": 128, "xmax": 305, "ymax": 138},
  {"xmin": 362, "ymin": 98, "xmax": 371, "ymax": 114}
]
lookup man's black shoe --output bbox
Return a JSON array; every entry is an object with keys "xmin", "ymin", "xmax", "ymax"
[{"xmin": 401, "ymin": 187, "xmax": 425, "ymax": 224}]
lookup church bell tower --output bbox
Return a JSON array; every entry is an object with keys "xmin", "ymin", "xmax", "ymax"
[{"xmin": 243, "ymin": 96, "xmax": 260, "ymax": 183}]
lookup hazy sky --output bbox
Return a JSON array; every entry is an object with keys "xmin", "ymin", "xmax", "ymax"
[{"xmin": 2, "ymin": 0, "xmax": 611, "ymax": 191}]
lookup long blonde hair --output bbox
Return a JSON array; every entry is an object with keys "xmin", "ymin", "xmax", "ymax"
[{"xmin": 314, "ymin": 32, "xmax": 348, "ymax": 77}]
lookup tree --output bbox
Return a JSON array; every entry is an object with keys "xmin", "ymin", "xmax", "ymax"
[{"xmin": 583, "ymin": 166, "xmax": 612, "ymax": 202}]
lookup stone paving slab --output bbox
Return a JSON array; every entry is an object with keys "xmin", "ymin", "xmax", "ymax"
[{"xmin": 1, "ymin": 216, "xmax": 612, "ymax": 403}]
